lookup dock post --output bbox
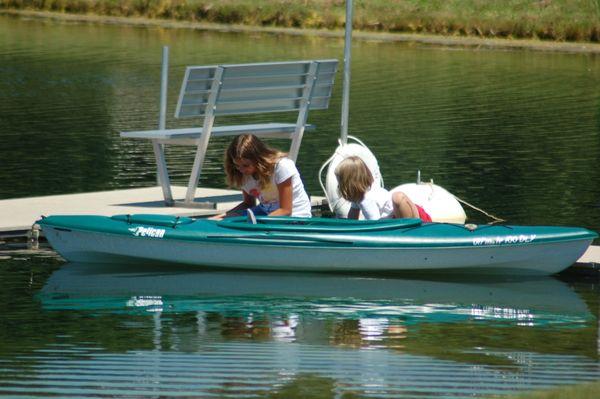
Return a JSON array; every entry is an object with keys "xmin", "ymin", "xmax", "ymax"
[
  {"xmin": 159, "ymin": 46, "xmax": 169, "ymax": 132},
  {"xmin": 153, "ymin": 46, "xmax": 174, "ymax": 205},
  {"xmin": 340, "ymin": 0, "xmax": 353, "ymax": 145},
  {"xmin": 27, "ymin": 223, "xmax": 40, "ymax": 250}
]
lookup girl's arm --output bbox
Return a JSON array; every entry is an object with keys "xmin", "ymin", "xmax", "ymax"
[
  {"xmin": 211, "ymin": 191, "xmax": 256, "ymax": 220},
  {"xmin": 268, "ymin": 177, "xmax": 293, "ymax": 216},
  {"xmin": 347, "ymin": 205, "xmax": 360, "ymax": 219},
  {"xmin": 228, "ymin": 191, "xmax": 256, "ymax": 215},
  {"xmin": 359, "ymin": 198, "xmax": 381, "ymax": 220}
]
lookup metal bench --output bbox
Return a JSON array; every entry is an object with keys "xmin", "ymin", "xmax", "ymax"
[{"xmin": 121, "ymin": 57, "xmax": 338, "ymax": 207}]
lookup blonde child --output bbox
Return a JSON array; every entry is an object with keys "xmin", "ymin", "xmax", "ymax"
[
  {"xmin": 213, "ymin": 134, "xmax": 312, "ymax": 219},
  {"xmin": 335, "ymin": 156, "xmax": 432, "ymax": 222}
]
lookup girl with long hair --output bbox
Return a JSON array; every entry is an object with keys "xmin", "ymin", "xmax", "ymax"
[{"xmin": 214, "ymin": 134, "xmax": 312, "ymax": 219}]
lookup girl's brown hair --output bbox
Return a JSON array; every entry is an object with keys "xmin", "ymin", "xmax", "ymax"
[
  {"xmin": 335, "ymin": 156, "xmax": 374, "ymax": 203},
  {"xmin": 224, "ymin": 134, "xmax": 286, "ymax": 188}
]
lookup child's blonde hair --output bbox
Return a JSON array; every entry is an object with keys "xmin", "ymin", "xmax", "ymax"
[
  {"xmin": 335, "ymin": 156, "xmax": 374, "ymax": 203},
  {"xmin": 224, "ymin": 134, "xmax": 286, "ymax": 188}
]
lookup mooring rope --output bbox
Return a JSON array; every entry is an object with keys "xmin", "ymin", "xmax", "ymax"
[{"xmin": 453, "ymin": 195, "xmax": 506, "ymax": 224}]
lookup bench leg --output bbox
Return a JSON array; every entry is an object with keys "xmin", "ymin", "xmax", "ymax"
[
  {"xmin": 185, "ymin": 148, "xmax": 205, "ymax": 204},
  {"xmin": 289, "ymin": 61, "xmax": 319, "ymax": 161},
  {"xmin": 152, "ymin": 141, "xmax": 174, "ymax": 205},
  {"xmin": 184, "ymin": 67, "xmax": 223, "ymax": 205},
  {"xmin": 185, "ymin": 132, "xmax": 214, "ymax": 205}
]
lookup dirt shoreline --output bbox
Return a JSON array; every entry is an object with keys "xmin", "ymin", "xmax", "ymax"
[{"xmin": 4, "ymin": 9, "xmax": 600, "ymax": 54}]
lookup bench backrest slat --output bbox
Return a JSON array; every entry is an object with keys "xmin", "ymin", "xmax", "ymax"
[
  {"xmin": 176, "ymin": 60, "xmax": 338, "ymax": 119},
  {"xmin": 180, "ymin": 85, "xmax": 334, "ymax": 111}
]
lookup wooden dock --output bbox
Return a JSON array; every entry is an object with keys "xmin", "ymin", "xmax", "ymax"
[
  {"xmin": 1, "ymin": 186, "xmax": 597, "ymax": 267},
  {"xmin": 576, "ymin": 244, "xmax": 600, "ymax": 268},
  {"xmin": 0, "ymin": 186, "xmax": 324, "ymax": 236}
]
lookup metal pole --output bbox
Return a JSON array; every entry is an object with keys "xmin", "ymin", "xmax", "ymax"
[
  {"xmin": 155, "ymin": 46, "xmax": 169, "ymax": 187},
  {"xmin": 340, "ymin": 0, "xmax": 353, "ymax": 144},
  {"xmin": 159, "ymin": 46, "xmax": 169, "ymax": 130},
  {"xmin": 153, "ymin": 46, "xmax": 173, "ymax": 204}
]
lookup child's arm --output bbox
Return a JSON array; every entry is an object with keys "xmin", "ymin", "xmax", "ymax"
[
  {"xmin": 268, "ymin": 178, "xmax": 293, "ymax": 217},
  {"xmin": 210, "ymin": 191, "xmax": 256, "ymax": 220},
  {"xmin": 347, "ymin": 206, "xmax": 360, "ymax": 219},
  {"xmin": 228, "ymin": 191, "xmax": 257, "ymax": 215},
  {"xmin": 346, "ymin": 197, "xmax": 378, "ymax": 220},
  {"xmin": 359, "ymin": 198, "xmax": 381, "ymax": 220}
]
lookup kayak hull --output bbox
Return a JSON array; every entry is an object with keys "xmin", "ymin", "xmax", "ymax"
[{"xmin": 40, "ymin": 215, "xmax": 596, "ymax": 276}]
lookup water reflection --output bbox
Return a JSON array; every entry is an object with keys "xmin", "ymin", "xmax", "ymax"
[
  {"xmin": 41, "ymin": 262, "xmax": 590, "ymax": 315},
  {"xmin": 38, "ymin": 263, "xmax": 596, "ymax": 356},
  {"xmin": 0, "ymin": 260, "xmax": 597, "ymax": 398}
]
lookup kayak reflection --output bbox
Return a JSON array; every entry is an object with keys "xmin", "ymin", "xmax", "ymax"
[
  {"xmin": 35, "ymin": 262, "xmax": 598, "ymax": 371},
  {"xmin": 40, "ymin": 262, "xmax": 590, "ymax": 322}
]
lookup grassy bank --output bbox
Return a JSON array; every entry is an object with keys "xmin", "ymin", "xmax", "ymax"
[
  {"xmin": 2, "ymin": 0, "xmax": 600, "ymax": 43},
  {"xmin": 499, "ymin": 381, "xmax": 600, "ymax": 399}
]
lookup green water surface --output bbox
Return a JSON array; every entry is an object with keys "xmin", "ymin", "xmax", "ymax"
[
  {"xmin": 1, "ymin": 14, "xmax": 600, "ymax": 398},
  {"xmin": 1, "ymin": 14, "xmax": 600, "ymax": 231}
]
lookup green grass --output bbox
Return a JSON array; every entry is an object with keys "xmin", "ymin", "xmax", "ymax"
[
  {"xmin": 499, "ymin": 380, "xmax": 600, "ymax": 399},
  {"xmin": 2, "ymin": 0, "xmax": 600, "ymax": 42}
]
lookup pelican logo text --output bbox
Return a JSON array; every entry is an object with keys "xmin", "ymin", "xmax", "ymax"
[
  {"xmin": 128, "ymin": 226, "xmax": 166, "ymax": 238},
  {"xmin": 473, "ymin": 234, "xmax": 536, "ymax": 246}
]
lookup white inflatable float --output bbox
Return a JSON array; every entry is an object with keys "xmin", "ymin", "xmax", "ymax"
[
  {"xmin": 319, "ymin": 136, "xmax": 467, "ymax": 224},
  {"xmin": 390, "ymin": 181, "xmax": 466, "ymax": 224}
]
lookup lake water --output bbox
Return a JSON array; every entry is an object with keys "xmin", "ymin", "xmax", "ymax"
[
  {"xmin": 0, "ymin": 14, "xmax": 599, "ymax": 398},
  {"xmin": 1, "ymin": 250, "xmax": 599, "ymax": 398}
]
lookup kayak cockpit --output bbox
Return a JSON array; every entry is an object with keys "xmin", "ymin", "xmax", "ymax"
[{"xmin": 217, "ymin": 216, "xmax": 422, "ymax": 232}]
